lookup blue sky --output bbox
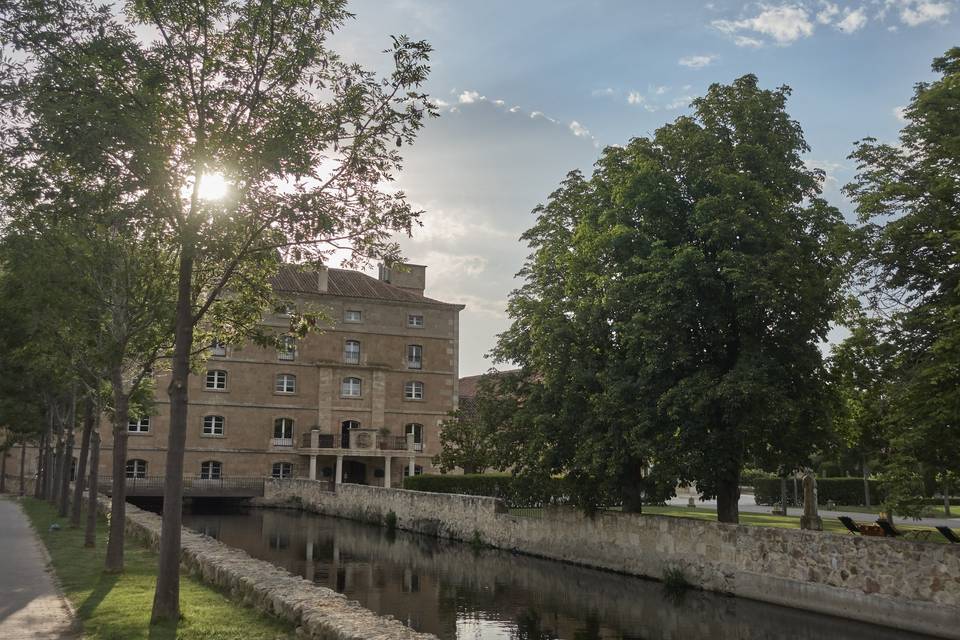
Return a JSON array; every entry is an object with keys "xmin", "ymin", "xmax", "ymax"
[{"xmin": 331, "ymin": 1, "xmax": 957, "ymax": 376}]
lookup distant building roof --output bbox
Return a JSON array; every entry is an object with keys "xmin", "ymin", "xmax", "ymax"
[
  {"xmin": 270, "ymin": 265, "xmax": 463, "ymax": 308},
  {"xmin": 459, "ymin": 369, "xmax": 521, "ymax": 398}
]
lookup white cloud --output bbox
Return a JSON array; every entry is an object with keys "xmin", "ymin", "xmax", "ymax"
[
  {"xmin": 713, "ymin": 4, "xmax": 815, "ymax": 46},
  {"xmin": 509, "ymin": 105, "xmax": 521, "ymax": 113},
  {"xmin": 569, "ymin": 121, "xmax": 591, "ymax": 137},
  {"xmin": 434, "ymin": 98, "xmax": 450, "ymax": 108},
  {"xmin": 897, "ymin": 1, "xmax": 952, "ymax": 26},
  {"xmin": 893, "ymin": 105, "xmax": 908, "ymax": 121},
  {"xmin": 678, "ymin": 54, "xmax": 718, "ymax": 68},
  {"xmin": 734, "ymin": 35, "xmax": 765, "ymax": 47},
  {"xmin": 591, "ymin": 87, "xmax": 615, "ymax": 96},
  {"xmin": 458, "ymin": 90, "xmax": 481, "ymax": 104},
  {"xmin": 493, "ymin": 99, "xmax": 505, "ymax": 106},
  {"xmin": 627, "ymin": 91, "xmax": 645, "ymax": 105},
  {"xmin": 653, "ymin": 85, "xmax": 669, "ymax": 95},
  {"xmin": 837, "ymin": 7, "xmax": 868, "ymax": 31},
  {"xmin": 817, "ymin": 1, "xmax": 840, "ymax": 23},
  {"xmin": 666, "ymin": 96, "xmax": 694, "ymax": 110}
]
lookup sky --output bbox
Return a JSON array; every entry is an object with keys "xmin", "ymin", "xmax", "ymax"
[{"xmin": 328, "ymin": 0, "xmax": 958, "ymax": 376}]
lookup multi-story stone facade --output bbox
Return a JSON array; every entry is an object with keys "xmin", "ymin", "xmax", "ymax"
[{"xmin": 100, "ymin": 263, "xmax": 463, "ymax": 488}]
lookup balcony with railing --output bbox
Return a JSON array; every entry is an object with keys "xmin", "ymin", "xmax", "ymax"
[{"xmin": 298, "ymin": 429, "xmax": 418, "ymax": 454}]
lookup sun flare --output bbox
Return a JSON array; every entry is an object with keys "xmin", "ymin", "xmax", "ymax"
[{"xmin": 196, "ymin": 172, "xmax": 228, "ymax": 201}]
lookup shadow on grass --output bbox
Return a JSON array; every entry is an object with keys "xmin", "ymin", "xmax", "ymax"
[
  {"xmin": 76, "ymin": 571, "xmax": 119, "ymax": 620},
  {"xmin": 147, "ymin": 621, "xmax": 178, "ymax": 640}
]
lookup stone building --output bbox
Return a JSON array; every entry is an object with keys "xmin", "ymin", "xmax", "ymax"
[{"xmin": 101, "ymin": 263, "xmax": 464, "ymax": 488}]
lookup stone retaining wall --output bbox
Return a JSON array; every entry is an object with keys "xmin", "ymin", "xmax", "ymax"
[
  {"xmin": 95, "ymin": 495, "xmax": 437, "ymax": 640},
  {"xmin": 262, "ymin": 479, "xmax": 960, "ymax": 639}
]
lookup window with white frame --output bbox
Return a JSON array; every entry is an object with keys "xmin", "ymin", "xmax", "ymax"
[
  {"xmin": 406, "ymin": 344, "xmax": 422, "ymax": 369},
  {"xmin": 126, "ymin": 459, "xmax": 147, "ymax": 478},
  {"xmin": 341, "ymin": 377, "xmax": 362, "ymax": 397},
  {"xmin": 344, "ymin": 309, "xmax": 362, "ymax": 323},
  {"xmin": 200, "ymin": 460, "xmax": 222, "ymax": 480},
  {"xmin": 404, "ymin": 380, "xmax": 424, "ymax": 400},
  {"xmin": 407, "ymin": 313, "xmax": 424, "ymax": 328},
  {"xmin": 211, "ymin": 340, "xmax": 226, "ymax": 357},
  {"xmin": 205, "ymin": 369, "xmax": 227, "ymax": 390},
  {"xmin": 275, "ymin": 373, "xmax": 296, "ymax": 394},
  {"xmin": 405, "ymin": 422, "xmax": 424, "ymax": 451},
  {"xmin": 203, "ymin": 415, "xmax": 224, "ymax": 436},
  {"xmin": 273, "ymin": 417, "xmax": 294, "ymax": 445},
  {"xmin": 271, "ymin": 462, "xmax": 293, "ymax": 479},
  {"xmin": 402, "ymin": 464, "xmax": 423, "ymax": 477},
  {"xmin": 344, "ymin": 340, "xmax": 360, "ymax": 364},
  {"xmin": 128, "ymin": 416, "xmax": 150, "ymax": 433},
  {"xmin": 278, "ymin": 335, "xmax": 296, "ymax": 361}
]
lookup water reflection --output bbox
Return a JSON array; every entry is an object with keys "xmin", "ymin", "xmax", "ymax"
[{"xmin": 180, "ymin": 504, "xmax": 934, "ymax": 640}]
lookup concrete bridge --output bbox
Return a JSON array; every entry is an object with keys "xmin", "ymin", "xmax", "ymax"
[{"xmin": 97, "ymin": 476, "xmax": 265, "ymax": 498}]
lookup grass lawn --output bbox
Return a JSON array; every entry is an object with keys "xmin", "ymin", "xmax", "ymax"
[
  {"xmin": 508, "ymin": 504, "xmax": 947, "ymax": 542},
  {"xmin": 20, "ymin": 497, "xmax": 295, "ymax": 640}
]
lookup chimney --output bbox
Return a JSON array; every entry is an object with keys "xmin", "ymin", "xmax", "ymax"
[
  {"xmin": 379, "ymin": 263, "xmax": 426, "ymax": 296},
  {"xmin": 316, "ymin": 265, "xmax": 328, "ymax": 293}
]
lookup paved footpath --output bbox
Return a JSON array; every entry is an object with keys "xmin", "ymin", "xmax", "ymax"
[{"xmin": 0, "ymin": 496, "xmax": 79, "ymax": 639}]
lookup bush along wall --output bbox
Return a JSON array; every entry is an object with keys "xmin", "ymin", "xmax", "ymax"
[
  {"xmin": 402, "ymin": 474, "xmax": 576, "ymax": 508},
  {"xmin": 753, "ymin": 477, "xmax": 887, "ymax": 506}
]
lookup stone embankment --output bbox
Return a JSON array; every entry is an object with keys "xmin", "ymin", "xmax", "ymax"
[
  {"xmin": 96, "ymin": 496, "xmax": 436, "ymax": 640},
  {"xmin": 260, "ymin": 479, "xmax": 960, "ymax": 640}
]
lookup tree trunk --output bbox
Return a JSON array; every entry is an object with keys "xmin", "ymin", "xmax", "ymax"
[
  {"xmin": 151, "ymin": 239, "xmax": 196, "ymax": 624},
  {"xmin": 105, "ymin": 375, "xmax": 130, "ymax": 573},
  {"xmin": 1, "ymin": 447, "xmax": 7, "ymax": 493},
  {"xmin": 71, "ymin": 397, "xmax": 94, "ymax": 527},
  {"xmin": 716, "ymin": 473, "xmax": 741, "ymax": 523},
  {"xmin": 944, "ymin": 475, "xmax": 952, "ymax": 518},
  {"xmin": 780, "ymin": 475, "xmax": 788, "ymax": 516},
  {"xmin": 58, "ymin": 394, "xmax": 76, "ymax": 517},
  {"xmin": 51, "ymin": 430, "xmax": 64, "ymax": 506},
  {"xmin": 621, "ymin": 460, "xmax": 646, "ymax": 514},
  {"xmin": 34, "ymin": 432, "xmax": 46, "ymax": 499},
  {"xmin": 19, "ymin": 439, "xmax": 27, "ymax": 496},
  {"xmin": 862, "ymin": 457, "xmax": 871, "ymax": 509},
  {"xmin": 85, "ymin": 429, "xmax": 101, "ymax": 548}
]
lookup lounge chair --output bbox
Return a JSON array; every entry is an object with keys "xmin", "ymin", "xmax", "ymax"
[
  {"xmin": 876, "ymin": 519, "xmax": 933, "ymax": 541},
  {"xmin": 838, "ymin": 516, "xmax": 862, "ymax": 534},
  {"xmin": 936, "ymin": 526, "xmax": 960, "ymax": 544}
]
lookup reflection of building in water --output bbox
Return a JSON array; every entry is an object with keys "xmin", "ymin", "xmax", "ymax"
[{"xmin": 182, "ymin": 507, "xmax": 928, "ymax": 640}]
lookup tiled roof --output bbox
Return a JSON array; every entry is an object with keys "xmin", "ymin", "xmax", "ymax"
[{"xmin": 270, "ymin": 265, "xmax": 460, "ymax": 307}]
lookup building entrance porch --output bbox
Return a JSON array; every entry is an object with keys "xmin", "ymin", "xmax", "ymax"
[{"xmin": 301, "ymin": 428, "xmax": 420, "ymax": 488}]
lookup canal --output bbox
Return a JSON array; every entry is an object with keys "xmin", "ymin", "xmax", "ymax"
[{"xmin": 164, "ymin": 501, "xmax": 934, "ymax": 640}]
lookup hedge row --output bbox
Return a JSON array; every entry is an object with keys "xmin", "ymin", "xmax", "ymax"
[
  {"xmin": 754, "ymin": 477, "xmax": 888, "ymax": 506},
  {"xmin": 402, "ymin": 474, "xmax": 573, "ymax": 508}
]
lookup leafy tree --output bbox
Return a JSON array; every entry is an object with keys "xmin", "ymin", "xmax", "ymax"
[
  {"xmin": 435, "ymin": 371, "xmax": 521, "ymax": 474},
  {"xmin": 828, "ymin": 304, "xmax": 895, "ymax": 507},
  {"xmin": 1, "ymin": 0, "xmax": 435, "ymax": 621},
  {"xmin": 496, "ymin": 76, "xmax": 848, "ymax": 522},
  {"xmin": 845, "ymin": 48, "xmax": 960, "ymax": 518}
]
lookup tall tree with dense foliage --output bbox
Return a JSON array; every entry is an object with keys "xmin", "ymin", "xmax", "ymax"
[
  {"xmin": 496, "ymin": 75, "xmax": 848, "ymax": 522},
  {"xmin": 845, "ymin": 48, "xmax": 960, "ymax": 517},
  {"xmin": 1, "ymin": 0, "xmax": 434, "ymax": 621}
]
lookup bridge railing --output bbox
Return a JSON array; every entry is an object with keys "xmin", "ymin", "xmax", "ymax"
[{"xmin": 98, "ymin": 476, "xmax": 266, "ymax": 494}]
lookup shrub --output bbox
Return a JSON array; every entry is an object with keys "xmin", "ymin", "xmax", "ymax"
[
  {"xmin": 753, "ymin": 477, "xmax": 887, "ymax": 506},
  {"xmin": 384, "ymin": 510, "xmax": 397, "ymax": 533},
  {"xmin": 662, "ymin": 565, "xmax": 690, "ymax": 591},
  {"xmin": 402, "ymin": 474, "xmax": 574, "ymax": 508},
  {"xmin": 740, "ymin": 468, "xmax": 775, "ymax": 488}
]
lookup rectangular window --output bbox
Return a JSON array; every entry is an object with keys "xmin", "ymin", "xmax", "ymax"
[
  {"xmin": 203, "ymin": 415, "xmax": 224, "ymax": 436},
  {"xmin": 344, "ymin": 340, "xmax": 361, "ymax": 364},
  {"xmin": 341, "ymin": 377, "xmax": 362, "ymax": 397},
  {"xmin": 275, "ymin": 373, "xmax": 296, "ymax": 394},
  {"xmin": 344, "ymin": 309, "xmax": 362, "ymax": 323},
  {"xmin": 272, "ymin": 418, "xmax": 294, "ymax": 446},
  {"xmin": 126, "ymin": 459, "xmax": 147, "ymax": 478},
  {"xmin": 205, "ymin": 370, "xmax": 227, "ymax": 390},
  {"xmin": 404, "ymin": 381, "xmax": 424, "ymax": 400},
  {"xmin": 406, "ymin": 344, "xmax": 422, "ymax": 369},
  {"xmin": 278, "ymin": 335, "xmax": 296, "ymax": 361},
  {"xmin": 128, "ymin": 417, "xmax": 150, "ymax": 433},
  {"xmin": 272, "ymin": 462, "xmax": 293, "ymax": 479},
  {"xmin": 407, "ymin": 314, "xmax": 424, "ymax": 328}
]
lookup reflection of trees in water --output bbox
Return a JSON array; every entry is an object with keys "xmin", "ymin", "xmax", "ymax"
[{"xmin": 513, "ymin": 609, "xmax": 558, "ymax": 640}]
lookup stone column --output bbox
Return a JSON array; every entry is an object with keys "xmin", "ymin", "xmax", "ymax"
[
  {"xmin": 800, "ymin": 472, "xmax": 823, "ymax": 531},
  {"xmin": 408, "ymin": 456, "xmax": 415, "ymax": 478},
  {"xmin": 309, "ymin": 455, "xmax": 317, "ymax": 480},
  {"xmin": 384, "ymin": 457, "xmax": 391, "ymax": 489},
  {"xmin": 335, "ymin": 455, "xmax": 343, "ymax": 486},
  {"xmin": 305, "ymin": 541, "xmax": 314, "ymax": 582}
]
